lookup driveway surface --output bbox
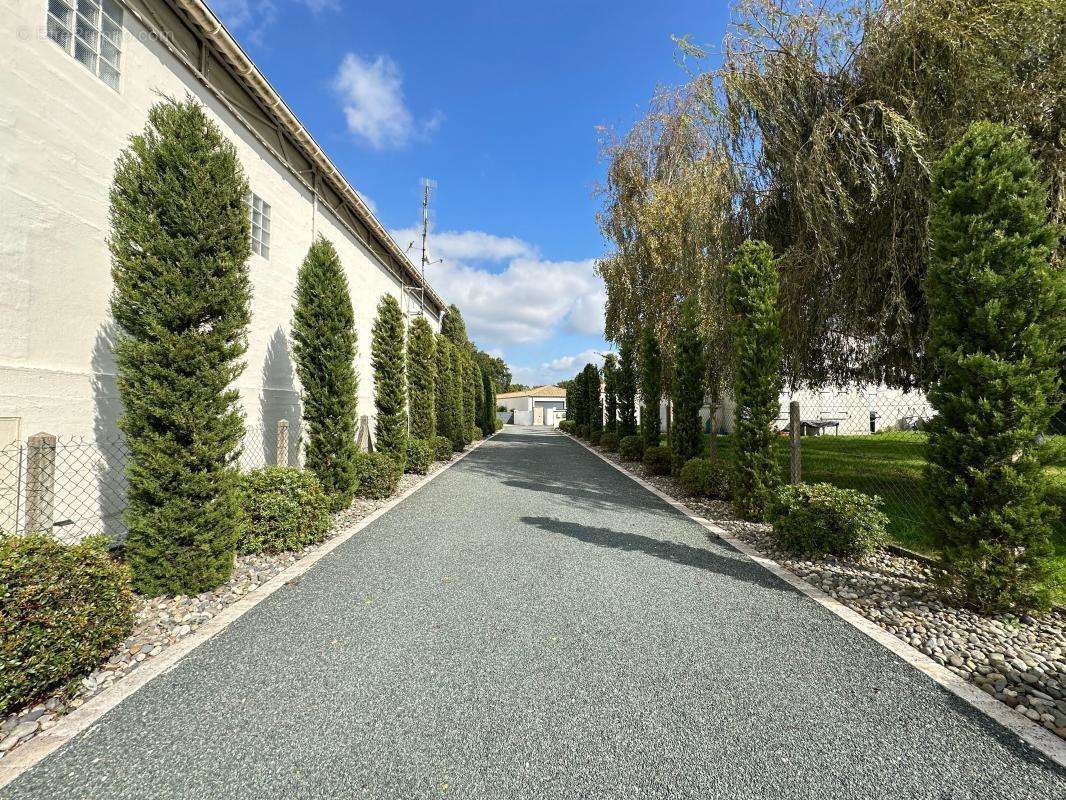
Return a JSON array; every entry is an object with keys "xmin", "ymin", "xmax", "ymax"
[{"xmin": 4, "ymin": 427, "xmax": 1064, "ymax": 799}]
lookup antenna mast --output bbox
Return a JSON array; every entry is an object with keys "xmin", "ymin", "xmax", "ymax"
[{"xmin": 418, "ymin": 178, "xmax": 434, "ymax": 316}]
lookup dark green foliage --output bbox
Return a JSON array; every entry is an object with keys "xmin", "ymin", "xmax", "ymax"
[
  {"xmin": 640, "ymin": 328, "xmax": 662, "ymax": 450},
  {"xmin": 463, "ymin": 355, "xmax": 477, "ymax": 436},
  {"xmin": 353, "ymin": 452, "xmax": 402, "ymax": 500},
  {"xmin": 406, "ymin": 316, "xmax": 436, "ymax": 441},
  {"xmin": 678, "ymin": 458, "xmax": 731, "ymax": 500},
  {"xmin": 474, "ymin": 363, "xmax": 486, "ymax": 434},
  {"xmin": 727, "ymin": 240, "xmax": 783, "ymax": 521},
  {"xmin": 617, "ymin": 334, "xmax": 638, "ymax": 436},
  {"xmin": 479, "ymin": 367, "xmax": 496, "ymax": 433},
  {"xmin": 470, "ymin": 425, "xmax": 483, "ymax": 441},
  {"xmin": 109, "ymin": 98, "xmax": 252, "ymax": 595},
  {"xmin": 406, "ymin": 438, "xmax": 433, "ymax": 475},
  {"xmin": 434, "ymin": 335, "xmax": 458, "ymax": 450},
  {"xmin": 772, "ymin": 484, "xmax": 888, "ymax": 559},
  {"xmin": 925, "ymin": 122, "xmax": 1063, "ymax": 612},
  {"xmin": 619, "ymin": 435, "xmax": 645, "ymax": 462},
  {"xmin": 602, "ymin": 354, "xmax": 619, "ymax": 434},
  {"xmin": 1, "ymin": 535, "xmax": 133, "ymax": 716},
  {"xmin": 671, "ymin": 298, "xmax": 705, "ymax": 473},
  {"xmin": 583, "ymin": 364, "xmax": 602, "ymax": 434},
  {"xmin": 236, "ymin": 468, "xmax": 330, "ymax": 555},
  {"xmin": 577, "ymin": 424, "xmax": 590, "ymax": 440},
  {"xmin": 474, "ymin": 350, "xmax": 511, "ymax": 394},
  {"xmin": 569, "ymin": 371, "xmax": 588, "ymax": 427},
  {"xmin": 441, "ymin": 304, "xmax": 469, "ymax": 348},
  {"xmin": 372, "ymin": 294, "xmax": 408, "ymax": 467},
  {"xmin": 292, "ymin": 236, "xmax": 360, "ymax": 513},
  {"xmin": 559, "ymin": 419, "xmax": 576, "ymax": 434},
  {"xmin": 451, "ymin": 350, "xmax": 470, "ymax": 449},
  {"xmin": 601, "ymin": 431, "xmax": 619, "ymax": 452},
  {"xmin": 431, "ymin": 435, "xmax": 454, "ymax": 462},
  {"xmin": 642, "ymin": 445, "xmax": 672, "ymax": 475},
  {"xmin": 590, "ymin": 429, "xmax": 602, "ymax": 446}
]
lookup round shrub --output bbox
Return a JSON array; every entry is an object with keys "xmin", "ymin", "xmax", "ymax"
[
  {"xmin": 600, "ymin": 432, "xmax": 619, "ymax": 452},
  {"xmin": 431, "ymin": 435, "xmax": 453, "ymax": 462},
  {"xmin": 493, "ymin": 417, "xmax": 503, "ymax": 432},
  {"xmin": 406, "ymin": 438, "xmax": 433, "ymax": 475},
  {"xmin": 237, "ymin": 468, "xmax": 331, "ymax": 555},
  {"xmin": 642, "ymin": 445, "xmax": 672, "ymax": 475},
  {"xmin": 590, "ymin": 429, "xmax": 602, "ymax": 446},
  {"xmin": 618, "ymin": 435, "xmax": 645, "ymax": 462},
  {"xmin": 771, "ymin": 483, "xmax": 888, "ymax": 559},
  {"xmin": 577, "ymin": 424, "xmax": 590, "ymax": 440},
  {"xmin": 1, "ymin": 534, "xmax": 134, "ymax": 716},
  {"xmin": 470, "ymin": 425, "xmax": 483, "ymax": 441},
  {"xmin": 354, "ymin": 452, "xmax": 402, "ymax": 500},
  {"xmin": 559, "ymin": 420, "xmax": 576, "ymax": 434},
  {"xmin": 677, "ymin": 458, "xmax": 731, "ymax": 500}
]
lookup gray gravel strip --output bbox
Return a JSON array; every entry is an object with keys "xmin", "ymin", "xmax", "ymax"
[{"xmin": 4, "ymin": 427, "xmax": 1064, "ymax": 799}]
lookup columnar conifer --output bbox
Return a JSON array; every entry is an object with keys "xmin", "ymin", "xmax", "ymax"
[
  {"xmin": 727, "ymin": 239, "xmax": 783, "ymax": 521},
  {"xmin": 671, "ymin": 297, "xmax": 706, "ymax": 472},
  {"xmin": 435, "ymin": 334, "xmax": 457, "ymax": 446},
  {"xmin": 617, "ymin": 334, "xmax": 637, "ymax": 436},
  {"xmin": 109, "ymin": 98, "xmax": 251, "ymax": 595},
  {"xmin": 371, "ymin": 294, "xmax": 407, "ymax": 466},
  {"xmin": 602, "ymin": 354, "xmax": 618, "ymax": 434},
  {"xmin": 640, "ymin": 328, "xmax": 662, "ymax": 449},
  {"xmin": 407, "ymin": 316, "xmax": 436, "ymax": 440},
  {"xmin": 925, "ymin": 122, "xmax": 1063, "ymax": 612}
]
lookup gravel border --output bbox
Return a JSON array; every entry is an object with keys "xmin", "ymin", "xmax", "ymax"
[
  {"xmin": 0, "ymin": 453, "xmax": 466, "ymax": 760},
  {"xmin": 581, "ymin": 437, "xmax": 1066, "ymax": 746}
]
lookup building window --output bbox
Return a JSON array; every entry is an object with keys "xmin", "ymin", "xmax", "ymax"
[
  {"xmin": 47, "ymin": 0, "xmax": 124, "ymax": 91},
  {"xmin": 247, "ymin": 193, "xmax": 271, "ymax": 259}
]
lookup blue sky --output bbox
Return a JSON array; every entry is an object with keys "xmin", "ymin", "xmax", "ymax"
[{"xmin": 210, "ymin": 0, "xmax": 729, "ymax": 386}]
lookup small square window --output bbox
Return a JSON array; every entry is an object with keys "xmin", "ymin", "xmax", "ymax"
[
  {"xmin": 247, "ymin": 193, "xmax": 271, "ymax": 259},
  {"xmin": 46, "ymin": 0, "xmax": 122, "ymax": 90}
]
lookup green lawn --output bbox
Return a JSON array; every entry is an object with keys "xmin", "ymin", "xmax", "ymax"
[{"xmin": 703, "ymin": 433, "xmax": 1066, "ymax": 604}]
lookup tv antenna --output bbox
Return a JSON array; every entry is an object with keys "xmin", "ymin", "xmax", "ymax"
[{"xmin": 415, "ymin": 178, "xmax": 441, "ymax": 316}]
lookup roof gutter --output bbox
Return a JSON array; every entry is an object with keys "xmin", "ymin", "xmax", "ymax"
[{"xmin": 171, "ymin": 0, "xmax": 446, "ymax": 315}]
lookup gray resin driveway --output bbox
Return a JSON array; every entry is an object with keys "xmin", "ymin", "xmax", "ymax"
[{"xmin": 5, "ymin": 427, "xmax": 1064, "ymax": 799}]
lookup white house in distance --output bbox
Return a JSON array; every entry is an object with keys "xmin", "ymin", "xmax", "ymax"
[
  {"xmin": 0, "ymin": 0, "xmax": 446, "ymax": 534},
  {"xmin": 497, "ymin": 386, "xmax": 567, "ymax": 426}
]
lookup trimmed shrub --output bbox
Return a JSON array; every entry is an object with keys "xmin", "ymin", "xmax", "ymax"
[
  {"xmin": 354, "ymin": 452, "xmax": 402, "ymax": 500},
  {"xmin": 590, "ymin": 429, "xmax": 602, "ymax": 446},
  {"xmin": 493, "ymin": 417, "xmax": 503, "ymax": 432},
  {"xmin": 431, "ymin": 435, "xmax": 454, "ymax": 462},
  {"xmin": 372, "ymin": 294, "xmax": 408, "ymax": 467},
  {"xmin": 470, "ymin": 425, "xmax": 483, "ymax": 441},
  {"xmin": 237, "ymin": 468, "xmax": 330, "ymax": 555},
  {"xmin": 406, "ymin": 438, "xmax": 433, "ymax": 475},
  {"xmin": 925, "ymin": 122, "xmax": 1062, "ymax": 612},
  {"xmin": 727, "ymin": 239, "xmax": 783, "ymax": 521},
  {"xmin": 434, "ymin": 335, "xmax": 457, "ymax": 448},
  {"xmin": 559, "ymin": 419, "xmax": 576, "ymax": 434},
  {"xmin": 406, "ymin": 316, "xmax": 436, "ymax": 441},
  {"xmin": 600, "ymin": 432, "xmax": 619, "ymax": 452},
  {"xmin": 292, "ymin": 236, "xmax": 360, "ymax": 514},
  {"xmin": 577, "ymin": 424, "xmax": 590, "ymax": 440},
  {"xmin": 619, "ymin": 435, "xmax": 645, "ymax": 462},
  {"xmin": 771, "ymin": 483, "xmax": 887, "ymax": 559},
  {"xmin": 642, "ymin": 445, "xmax": 672, "ymax": 476},
  {"xmin": 677, "ymin": 458, "xmax": 731, "ymax": 500},
  {"xmin": 1, "ymin": 535, "xmax": 134, "ymax": 716},
  {"xmin": 109, "ymin": 98, "xmax": 251, "ymax": 595}
]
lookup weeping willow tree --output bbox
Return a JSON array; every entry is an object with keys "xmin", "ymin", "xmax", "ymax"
[{"xmin": 676, "ymin": 0, "xmax": 1065, "ymax": 388}]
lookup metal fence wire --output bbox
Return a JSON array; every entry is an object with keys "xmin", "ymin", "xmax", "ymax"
[{"xmin": 0, "ymin": 424, "xmax": 303, "ymax": 544}]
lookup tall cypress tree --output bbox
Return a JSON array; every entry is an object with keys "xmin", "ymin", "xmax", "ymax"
[
  {"xmin": 371, "ymin": 294, "xmax": 408, "ymax": 466},
  {"xmin": 479, "ymin": 365, "xmax": 495, "ymax": 433},
  {"xmin": 617, "ymin": 333, "xmax": 637, "ymax": 436},
  {"xmin": 925, "ymin": 122, "xmax": 1063, "ymax": 612},
  {"xmin": 464, "ymin": 355, "xmax": 477, "ymax": 436},
  {"xmin": 640, "ymin": 328, "xmax": 662, "ymax": 450},
  {"xmin": 584, "ymin": 363, "xmax": 602, "ymax": 434},
  {"xmin": 449, "ymin": 346, "xmax": 467, "ymax": 449},
  {"xmin": 671, "ymin": 297, "xmax": 706, "ymax": 473},
  {"xmin": 406, "ymin": 316, "xmax": 436, "ymax": 441},
  {"xmin": 602, "ymin": 354, "xmax": 618, "ymax": 434},
  {"xmin": 109, "ymin": 98, "xmax": 251, "ymax": 595},
  {"xmin": 434, "ymin": 334, "xmax": 456, "ymax": 446},
  {"xmin": 292, "ymin": 236, "xmax": 359, "ymax": 512},
  {"xmin": 727, "ymin": 240, "xmax": 783, "ymax": 521}
]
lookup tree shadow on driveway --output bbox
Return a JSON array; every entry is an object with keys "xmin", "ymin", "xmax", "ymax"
[{"xmin": 521, "ymin": 515, "xmax": 788, "ymax": 593}]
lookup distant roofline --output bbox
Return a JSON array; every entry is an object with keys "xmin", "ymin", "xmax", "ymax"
[{"xmin": 497, "ymin": 385, "xmax": 566, "ymax": 399}]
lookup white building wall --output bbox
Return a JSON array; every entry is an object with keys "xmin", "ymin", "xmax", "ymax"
[{"xmin": 0, "ymin": 0, "xmax": 441, "ymax": 448}]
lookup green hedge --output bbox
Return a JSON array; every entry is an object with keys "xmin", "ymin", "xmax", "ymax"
[
  {"xmin": 619, "ymin": 435, "xmax": 645, "ymax": 462},
  {"xmin": 559, "ymin": 420, "xmax": 576, "ymax": 434},
  {"xmin": 406, "ymin": 439, "xmax": 433, "ymax": 475},
  {"xmin": 642, "ymin": 445, "xmax": 672, "ymax": 476},
  {"xmin": 1, "ymin": 535, "xmax": 134, "ymax": 716},
  {"xmin": 677, "ymin": 458, "xmax": 731, "ymax": 500},
  {"xmin": 237, "ymin": 468, "xmax": 331, "ymax": 555},
  {"xmin": 431, "ymin": 435, "xmax": 453, "ymax": 462},
  {"xmin": 470, "ymin": 425, "xmax": 483, "ymax": 441},
  {"xmin": 772, "ymin": 483, "xmax": 887, "ymax": 559},
  {"xmin": 600, "ymin": 432, "xmax": 619, "ymax": 452},
  {"xmin": 354, "ymin": 452, "xmax": 402, "ymax": 500}
]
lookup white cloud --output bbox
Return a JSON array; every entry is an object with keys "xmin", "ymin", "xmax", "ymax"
[
  {"xmin": 511, "ymin": 349, "xmax": 609, "ymax": 387},
  {"xmin": 333, "ymin": 54, "xmax": 441, "ymax": 149},
  {"xmin": 390, "ymin": 228, "xmax": 536, "ymax": 263},
  {"xmin": 212, "ymin": 1, "xmax": 338, "ymax": 44}
]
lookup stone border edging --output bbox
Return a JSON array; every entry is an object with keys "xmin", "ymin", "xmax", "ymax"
[
  {"xmin": 0, "ymin": 434, "xmax": 496, "ymax": 790},
  {"xmin": 562, "ymin": 432, "xmax": 1066, "ymax": 769}
]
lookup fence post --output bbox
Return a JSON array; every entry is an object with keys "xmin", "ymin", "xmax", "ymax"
[
  {"xmin": 25, "ymin": 432, "xmax": 56, "ymax": 534},
  {"xmin": 276, "ymin": 419, "xmax": 289, "ymax": 467},
  {"xmin": 789, "ymin": 401, "xmax": 802, "ymax": 485}
]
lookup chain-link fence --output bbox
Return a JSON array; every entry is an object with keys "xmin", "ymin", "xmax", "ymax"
[
  {"xmin": 0, "ymin": 423, "xmax": 303, "ymax": 544},
  {"xmin": 708, "ymin": 388, "xmax": 1065, "ymax": 554}
]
